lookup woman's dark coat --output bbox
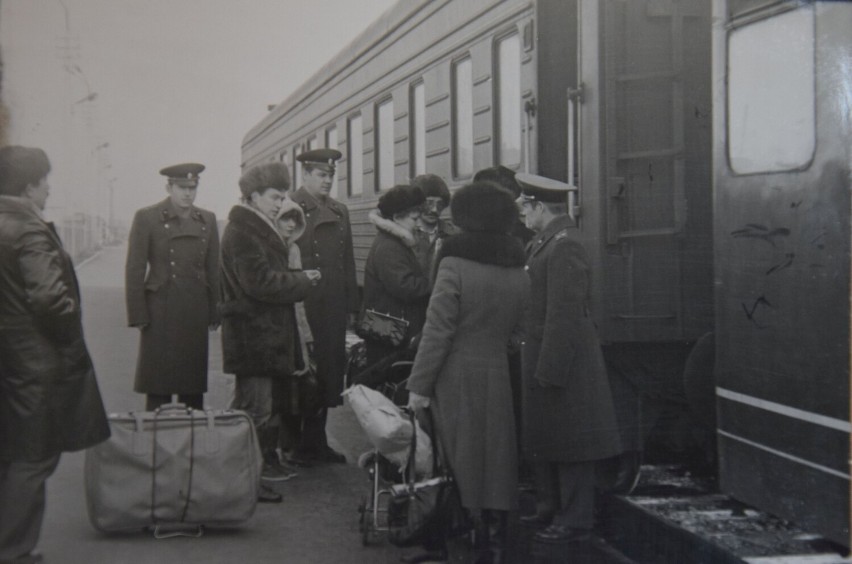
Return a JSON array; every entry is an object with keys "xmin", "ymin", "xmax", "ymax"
[
  {"xmin": 291, "ymin": 187, "xmax": 358, "ymax": 406},
  {"xmin": 521, "ymin": 215, "xmax": 622, "ymax": 463},
  {"xmin": 407, "ymin": 233, "xmax": 529, "ymax": 511},
  {"xmin": 0, "ymin": 197, "xmax": 110, "ymax": 461},
  {"xmin": 125, "ymin": 198, "xmax": 220, "ymax": 395},
  {"xmin": 360, "ymin": 211, "xmax": 431, "ymax": 365},
  {"xmin": 219, "ymin": 205, "xmax": 313, "ymax": 377}
]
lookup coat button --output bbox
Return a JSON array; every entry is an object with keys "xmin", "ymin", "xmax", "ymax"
[
  {"xmin": 165, "ymin": 224, "xmax": 170, "ymax": 229},
  {"xmin": 170, "ymin": 248, "xmax": 174, "ymax": 253},
  {"xmin": 171, "ymin": 261, "xmax": 175, "ymax": 265}
]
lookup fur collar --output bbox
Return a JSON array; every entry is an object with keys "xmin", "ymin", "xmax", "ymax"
[
  {"xmin": 437, "ymin": 232, "xmax": 526, "ymax": 268},
  {"xmin": 369, "ymin": 208, "xmax": 416, "ymax": 247}
]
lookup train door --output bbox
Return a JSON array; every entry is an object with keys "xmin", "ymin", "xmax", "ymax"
[
  {"xmin": 573, "ymin": 0, "xmax": 713, "ymax": 344},
  {"xmin": 712, "ymin": 0, "xmax": 851, "ymax": 546}
]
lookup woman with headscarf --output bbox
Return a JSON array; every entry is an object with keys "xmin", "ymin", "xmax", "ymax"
[{"xmin": 406, "ymin": 181, "xmax": 530, "ymax": 563}]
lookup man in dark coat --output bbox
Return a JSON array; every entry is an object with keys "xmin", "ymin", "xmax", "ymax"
[
  {"xmin": 515, "ymin": 173, "xmax": 622, "ymax": 543},
  {"xmin": 290, "ymin": 148, "xmax": 358, "ymax": 464},
  {"xmin": 0, "ymin": 146, "xmax": 110, "ymax": 563},
  {"xmin": 409, "ymin": 174, "xmax": 458, "ymax": 277},
  {"xmin": 220, "ymin": 162, "xmax": 319, "ymax": 498},
  {"xmin": 125, "ymin": 163, "xmax": 220, "ymax": 411}
]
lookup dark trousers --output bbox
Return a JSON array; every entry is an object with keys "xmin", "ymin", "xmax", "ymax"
[
  {"xmin": 299, "ymin": 408, "xmax": 329, "ymax": 453},
  {"xmin": 534, "ymin": 460, "xmax": 596, "ymax": 530},
  {"xmin": 145, "ymin": 393, "xmax": 203, "ymax": 411},
  {"xmin": 0, "ymin": 454, "xmax": 61, "ymax": 560}
]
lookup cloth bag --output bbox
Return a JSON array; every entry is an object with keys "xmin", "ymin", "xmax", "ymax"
[
  {"xmin": 387, "ymin": 410, "xmax": 466, "ymax": 547},
  {"xmin": 343, "ymin": 384, "xmax": 432, "ymax": 476},
  {"xmin": 356, "ymin": 309, "xmax": 409, "ymax": 347}
]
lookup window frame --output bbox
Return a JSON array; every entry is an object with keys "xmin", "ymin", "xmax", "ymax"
[{"xmin": 451, "ymin": 54, "xmax": 474, "ymax": 180}]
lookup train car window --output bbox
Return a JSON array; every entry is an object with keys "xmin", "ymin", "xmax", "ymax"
[
  {"xmin": 411, "ymin": 81, "xmax": 426, "ymax": 177},
  {"xmin": 348, "ymin": 114, "xmax": 364, "ymax": 196},
  {"xmin": 292, "ymin": 146, "xmax": 300, "ymax": 188},
  {"xmin": 326, "ymin": 126, "xmax": 339, "ymax": 199},
  {"xmin": 452, "ymin": 56, "xmax": 474, "ymax": 178},
  {"xmin": 496, "ymin": 33, "xmax": 521, "ymax": 167},
  {"xmin": 376, "ymin": 98, "xmax": 395, "ymax": 192},
  {"xmin": 308, "ymin": 136, "xmax": 318, "ymax": 151},
  {"xmin": 727, "ymin": 5, "xmax": 815, "ymax": 174}
]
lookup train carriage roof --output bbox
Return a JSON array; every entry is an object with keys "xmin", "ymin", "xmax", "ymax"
[{"xmin": 242, "ymin": 0, "xmax": 427, "ymax": 148}]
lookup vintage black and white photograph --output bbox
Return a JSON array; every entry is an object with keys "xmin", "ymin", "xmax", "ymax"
[{"xmin": 0, "ymin": 1, "xmax": 849, "ymax": 563}]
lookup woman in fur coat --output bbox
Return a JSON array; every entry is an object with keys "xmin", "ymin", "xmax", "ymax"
[
  {"xmin": 406, "ymin": 181, "xmax": 530, "ymax": 563},
  {"xmin": 359, "ymin": 184, "xmax": 431, "ymax": 367}
]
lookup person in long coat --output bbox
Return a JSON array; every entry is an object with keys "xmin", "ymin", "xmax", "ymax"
[
  {"xmin": 220, "ymin": 162, "xmax": 320, "ymax": 498},
  {"xmin": 361, "ymin": 184, "xmax": 431, "ymax": 367},
  {"xmin": 407, "ymin": 181, "xmax": 530, "ymax": 562},
  {"xmin": 0, "ymin": 146, "xmax": 110, "ymax": 563},
  {"xmin": 125, "ymin": 163, "xmax": 219, "ymax": 410},
  {"xmin": 290, "ymin": 148, "xmax": 358, "ymax": 464},
  {"xmin": 515, "ymin": 173, "xmax": 622, "ymax": 544}
]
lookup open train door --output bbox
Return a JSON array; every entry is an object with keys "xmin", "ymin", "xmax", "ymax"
[
  {"xmin": 547, "ymin": 0, "xmax": 714, "ymax": 457},
  {"xmin": 712, "ymin": 0, "xmax": 851, "ymax": 546}
]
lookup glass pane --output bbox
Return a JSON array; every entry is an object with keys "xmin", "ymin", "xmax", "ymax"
[
  {"xmin": 349, "ymin": 115, "xmax": 363, "ymax": 196},
  {"xmin": 728, "ymin": 7, "xmax": 815, "ymax": 174},
  {"xmin": 412, "ymin": 82, "xmax": 426, "ymax": 176},
  {"xmin": 453, "ymin": 58, "xmax": 473, "ymax": 177},
  {"xmin": 293, "ymin": 146, "xmax": 301, "ymax": 189},
  {"xmin": 308, "ymin": 137, "xmax": 317, "ymax": 151},
  {"xmin": 377, "ymin": 99, "xmax": 395, "ymax": 191},
  {"xmin": 497, "ymin": 34, "xmax": 521, "ymax": 166},
  {"xmin": 326, "ymin": 126, "xmax": 339, "ymax": 199}
]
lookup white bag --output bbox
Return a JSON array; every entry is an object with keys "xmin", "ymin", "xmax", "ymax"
[{"xmin": 343, "ymin": 384, "xmax": 433, "ymax": 477}]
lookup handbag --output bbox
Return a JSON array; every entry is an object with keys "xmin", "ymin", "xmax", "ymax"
[
  {"xmin": 387, "ymin": 409, "xmax": 465, "ymax": 547},
  {"xmin": 290, "ymin": 356, "xmax": 323, "ymax": 416},
  {"xmin": 357, "ymin": 309, "xmax": 409, "ymax": 348}
]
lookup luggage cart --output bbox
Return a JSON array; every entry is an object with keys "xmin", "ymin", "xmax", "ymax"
[{"xmin": 355, "ymin": 359, "xmax": 413, "ymax": 546}]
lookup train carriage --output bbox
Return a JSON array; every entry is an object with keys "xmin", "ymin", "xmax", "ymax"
[
  {"xmin": 242, "ymin": 0, "xmax": 850, "ymax": 548},
  {"xmin": 712, "ymin": 0, "xmax": 851, "ymax": 546}
]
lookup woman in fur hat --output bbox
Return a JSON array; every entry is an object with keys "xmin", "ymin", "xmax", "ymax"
[
  {"xmin": 405, "ymin": 181, "xmax": 530, "ymax": 563},
  {"xmin": 359, "ymin": 184, "xmax": 431, "ymax": 367}
]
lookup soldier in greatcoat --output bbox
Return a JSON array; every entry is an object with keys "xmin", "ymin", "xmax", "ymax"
[
  {"xmin": 515, "ymin": 173, "xmax": 622, "ymax": 544},
  {"xmin": 125, "ymin": 163, "xmax": 220, "ymax": 411},
  {"xmin": 290, "ymin": 148, "xmax": 358, "ymax": 464}
]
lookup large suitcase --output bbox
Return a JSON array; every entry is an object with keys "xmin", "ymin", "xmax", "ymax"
[{"xmin": 85, "ymin": 404, "xmax": 262, "ymax": 536}]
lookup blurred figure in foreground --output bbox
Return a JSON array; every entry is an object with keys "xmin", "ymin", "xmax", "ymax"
[{"xmin": 0, "ymin": 146, "xmax": 110, "ymax": 564}]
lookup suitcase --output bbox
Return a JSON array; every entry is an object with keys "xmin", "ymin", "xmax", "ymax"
[{"xmin": 84, "ymin": 404, "xmax": 262, "ymax": 536}]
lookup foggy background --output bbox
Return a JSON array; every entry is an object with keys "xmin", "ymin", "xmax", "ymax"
[{"xmin": 0, "ymin": 0, "xmax": 398, "ymax": 240}]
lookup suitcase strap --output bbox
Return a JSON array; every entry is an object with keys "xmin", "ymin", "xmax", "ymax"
[{"xmin": 150, "ymin": 405, "xmax": 197, "ymax": 527}]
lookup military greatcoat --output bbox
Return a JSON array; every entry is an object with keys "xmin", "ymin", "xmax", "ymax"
[
  {"xmin": 290, "ymin": 187, "xmax": 358, "ymax": 406},
  {"xmin": 125, "ymin": 198, "xmax": 220, "ymax": 395},
  {"xmin": 521, "ymin": 215, "xmax": 622, "ymax": 463}
]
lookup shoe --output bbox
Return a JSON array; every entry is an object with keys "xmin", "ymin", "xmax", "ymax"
[
  {"xmin": 400, "ymin": 549, "xmax": 448, "ymax": 563},
  {"xmin": 533, "ymin": 524, "xmax": 590, "ymax": 543},
  {"xmin": 311, "ymin": 446, "xmax": 347, "ymax": 464},
  {"xmin": 258, "ymin": 483, "xmax": 282, "ymax": 503},
  {"xmin": 262, "ymin": 459, "xmax": 298, "ymax": 482},
  {"xmin": 519, "ymin": 512, "xmax": 553, "ymax": 526},
  {"xmin": 283, "ymin": 450, "xmax": 313, "ymax": 468}
]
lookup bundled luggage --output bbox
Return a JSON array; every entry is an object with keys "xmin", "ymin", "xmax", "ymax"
[{"xmin": 84, "ymin": 403, "xmax": 262, "ymax": 537}]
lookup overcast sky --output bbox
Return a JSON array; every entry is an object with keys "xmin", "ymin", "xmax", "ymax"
[{"xmin": 0, "ymin": 0, "xmax": 398, "ymax": 225}]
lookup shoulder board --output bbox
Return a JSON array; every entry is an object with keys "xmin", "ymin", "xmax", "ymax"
[{"xmin": 554, "ymin": 229, "xmax": 570, "ymax": 241}]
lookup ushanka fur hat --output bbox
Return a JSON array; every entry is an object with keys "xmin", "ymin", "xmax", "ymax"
[
  {"xmin": 377, "ymin": 184, "xmax": 425, "ymax": 218},
  {"xmin": 451, "ymin": 180, "xmax": 519, "ymax": 234}
]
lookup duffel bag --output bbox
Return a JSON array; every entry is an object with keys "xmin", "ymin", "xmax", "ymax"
[{"xmin": 84, "ymin": 404, "xmax": 261, "ymax": 535}]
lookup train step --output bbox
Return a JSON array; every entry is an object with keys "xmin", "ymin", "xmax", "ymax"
[{"xmin": 598, "ymin": 465, "xmax": 850, "ymax": 564}]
